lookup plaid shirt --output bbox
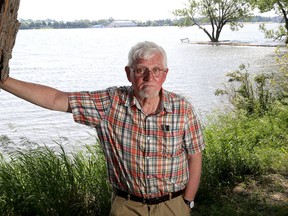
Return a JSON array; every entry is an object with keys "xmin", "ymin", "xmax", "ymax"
[{"xmin": 68, "ymin": 86, "xmax": 205, "ymax": 198}]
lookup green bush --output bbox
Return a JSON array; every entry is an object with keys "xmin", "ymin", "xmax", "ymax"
[
  {"xmin": 202, "ymin": 106, "xmax": 288, "ymax": 190},
  {"xmin": 197, "ymin": 104, "xmax": 288, "ymax": 214},
  {"xmin": 215, "ymin": 64, "xmax": 276, "ymax": 116}
]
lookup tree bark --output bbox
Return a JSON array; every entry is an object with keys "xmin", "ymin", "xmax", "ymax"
[{"xmin": 0, "ymin": 0, "xmax": 20, "ymax": 82}]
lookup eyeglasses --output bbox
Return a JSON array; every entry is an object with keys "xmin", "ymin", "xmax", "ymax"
[{"xmin": 130, "ymin": 67, "xmax": 167, "ymax": 77}]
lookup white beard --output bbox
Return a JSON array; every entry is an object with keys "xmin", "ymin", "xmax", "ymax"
[{"xmin": 139, "ymin": 89, "xmax": 159, "ymax": 99}]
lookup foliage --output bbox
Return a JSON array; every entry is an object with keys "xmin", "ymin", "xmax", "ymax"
[
  {"xmin": 0, "ymin": 143, "xmax": 111, "ymax": 216},
  {"xmin": 173, "ymin": 0, "xmax": 252, "ymax": 42},
  {"xmin": 19, "ymin": 19, "xmax": 109, "ymax": 30},
  {"xmin": 250, "ymin": 0, "xmax": 288, "ymax": 43},
  {"xmin": 259, "ymin": 22, "xmax": 288, "ymax": 43},
  {"xmin": 215, "ymin": 64, "xmax": 276, "ymax": 116},
  {"xmin": 215, "ymin": 45, "xmax": 288, "ymax": 115},
  {"xmin": 275, "ymin": 46, "xmax": 288, "ymax": 104},
  {"xmin": 196, "ymin": 100, "xmax": 288, "ymax": 215},
  {"xmin": 200, "ymin": 49, "xmax": 288, "ymax": 203},
  {"xmin": 202, "ymin": 106, "xmax": 288, "ymax": 188}
]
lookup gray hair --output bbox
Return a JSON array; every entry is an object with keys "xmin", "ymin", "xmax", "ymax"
[{"xmin": 127, "ymin": 41, "xmax": 167, "ymax": 68}]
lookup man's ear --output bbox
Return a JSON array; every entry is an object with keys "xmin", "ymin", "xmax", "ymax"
[
  {"xmin": 125, "ymin": 66, "xmax": 132, "ymax": 82},
  {"xmin": 163, "ymin": 68, "xmax": 169, "ymax": 81}
]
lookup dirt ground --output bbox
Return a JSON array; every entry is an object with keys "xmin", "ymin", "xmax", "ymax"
[{"xmin": 193, "ymin": 173, "xmax": 288, "ymax": 216}]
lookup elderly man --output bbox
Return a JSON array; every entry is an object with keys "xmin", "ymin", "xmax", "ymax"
[{"xmin": 1, "ymin": 41, "xmax": 205, "ymax": 216}]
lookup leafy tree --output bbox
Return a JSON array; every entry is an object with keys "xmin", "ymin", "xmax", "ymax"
[
  {"xmin": 250, "ymin": 0, "xmax": 288, "ymax": 43},
  {"xmin": 52, "ymin": 21, "xmax": 60, "ymax": 29},
  {"xmin": 42, "ymin": 21, "xmax": 46, "ymax": 28},
  {"xmin": 173, "ymin": 0, "xmax": 252, "ymax": 42},
  {"xmin": 28, "ymin": 22, "xmax": 35, "ymax": 29}
]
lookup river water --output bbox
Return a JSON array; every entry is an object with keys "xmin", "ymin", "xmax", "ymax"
[{"xmin": 0, "ymin": 23, "xmax": 281, "ymax": 152}]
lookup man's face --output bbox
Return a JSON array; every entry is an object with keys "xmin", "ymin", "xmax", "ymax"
[{"xmin": 126, "ymin": 52, "xmax": 168, "ymax": 100}]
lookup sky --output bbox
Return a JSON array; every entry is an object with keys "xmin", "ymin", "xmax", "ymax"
[{"xmin": 18, "ymin": 0, "xmax": 187, "ymax": 21}]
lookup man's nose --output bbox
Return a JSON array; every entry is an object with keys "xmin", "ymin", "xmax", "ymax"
[{"xmin": 143, "ymin": 70, "xmax": 154, "ymax": 80}]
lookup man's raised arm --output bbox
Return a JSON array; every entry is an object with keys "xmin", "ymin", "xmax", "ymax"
[{"xmin": 0, "ymin": 77, "xmax": 71, "ymax": 112}]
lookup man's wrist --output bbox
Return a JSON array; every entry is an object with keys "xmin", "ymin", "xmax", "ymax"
[{"xmin": 183, "ymin": 197, "xmax": 194, "ymax": 209}]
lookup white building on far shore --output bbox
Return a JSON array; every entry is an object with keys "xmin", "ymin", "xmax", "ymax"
[{"xmin": 108, "ymin": 20, "xmax": 138, "ymax": 28}]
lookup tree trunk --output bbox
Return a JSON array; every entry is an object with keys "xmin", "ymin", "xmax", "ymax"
[{"xmin": 0, "ymin": 0, "xmax": 20, "ymax": 82}]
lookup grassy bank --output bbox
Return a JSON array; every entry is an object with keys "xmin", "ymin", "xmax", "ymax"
[
  {"xmin": 195, "ymin": 105, "xmax": 288, "ymax": 216},
  {"xmin": 193, "ymin": 51, "xmax": 288, "ymax": 215},
  {"xmin": 0, "ymin": 104, "xmax": 287, "ymax": 215}
]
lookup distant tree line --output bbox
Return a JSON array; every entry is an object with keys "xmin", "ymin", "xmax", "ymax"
[
  {"xmin": 19, "ymin": 19, "xmax": 108, "ymax": 30},
  {"xmin": 19, "ymin": 18, "xmax": 177, "ymax": 30},
  {"xmin": 19, "ymin": 16, "xmax": 281, "ymax": 30}
]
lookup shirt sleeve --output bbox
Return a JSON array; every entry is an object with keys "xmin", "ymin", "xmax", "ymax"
[
  {"xmin": 184, "ymin": 102, "xmax": 205, "ymax": 154},
  {"xmin": 68, "ymin": 89, "xmax": 111, "ymax": 127}
]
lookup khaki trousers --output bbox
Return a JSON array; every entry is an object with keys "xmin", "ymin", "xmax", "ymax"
[{"xmin": 109, "ymin": 195, "xmax": 191, "ymax": 216}]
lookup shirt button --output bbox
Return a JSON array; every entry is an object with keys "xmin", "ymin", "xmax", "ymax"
[
  {"xmin": 147, "ymin": 137, "xmax": 150, "ymax": 141},
  {"xmin": 146, "ymin": 156, "xmax": 150, "ymax": 160}
]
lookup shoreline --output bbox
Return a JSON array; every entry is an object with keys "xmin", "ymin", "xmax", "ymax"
[{"xmin": 180, "ymin": 38, "xmax": 285, "ymax": 47}]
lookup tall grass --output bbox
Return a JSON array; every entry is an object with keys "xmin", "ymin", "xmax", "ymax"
[{"xmin": 0, "ymin": 143, "xmax": 111, "ymax": 216}]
